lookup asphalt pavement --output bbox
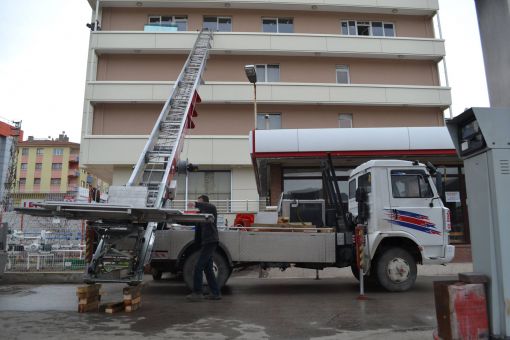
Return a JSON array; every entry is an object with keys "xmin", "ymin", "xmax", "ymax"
[{"xmin": 0, "ymin": 266, "xmax": 467, "ymax": 340}]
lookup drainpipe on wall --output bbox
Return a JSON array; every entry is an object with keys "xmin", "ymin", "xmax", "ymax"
[{"xmin": 435, "ymin": 10, "xmax": 453, "ymax": 119}]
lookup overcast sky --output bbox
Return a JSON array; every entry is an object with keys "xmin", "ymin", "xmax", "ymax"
[{"xmin": 0, "ymin": 0, "xmax": 489, "ymax": 143}]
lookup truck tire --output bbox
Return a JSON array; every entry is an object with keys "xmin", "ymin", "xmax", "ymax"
[
  {"xmin": 375, "ymin": 247, "xmax": 417, "ymax": 292},
  {"xmin": 182, "ymin": 250, "xmax": 230, "ymax": 292}
]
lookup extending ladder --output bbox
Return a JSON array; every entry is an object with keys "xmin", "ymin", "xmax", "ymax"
[
  {"xmin": 84, "ymin": 29, "xmax": 213, "ymax": 284},
  {"xmin": 129, "ymin": 29, "xmax": 213, "ymax": 207}
]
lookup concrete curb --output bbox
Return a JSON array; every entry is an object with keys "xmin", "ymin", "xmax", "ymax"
[{"xmin": 0, "ymin": 272, "xmax": 85, "ymax": 284}]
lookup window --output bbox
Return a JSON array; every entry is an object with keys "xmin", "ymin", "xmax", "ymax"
[
  {"xmin": 50, "ymin": 178, "xmax": 61, "ymax": 186},
  {"xmin": 176, "ymin": 171, "xmax": 231, "ymax": 201},
  {"xmin": 341, "ymin": 20, "xmax": 395, "ymax": 37},
  {"xmin": 34, "ymin": 178, "xmax": 41, "ymax": 185},
  {"xmin": 148, "ymin": 15, "xmax": 188, "ymax": 31},
  {"xmin": 358, "ymin": 173, "xmax": 372, "ymax": 193},
  {"xmin": 36, "ymin": 148, "xmax": 44, "ymax": 156},
  {"xmin": 336, "ymin": 65, "xmax": 350, "ymax": 84},
  {"xmin": 262, "ymin": 17, "xmax": 293, "ymax": 33},
  {"xmin": 257, "ymin": 113, "xmax": 281, "ymax": 130},
  {"xmin": 203, "ymin": 16, "xmax": 232, "ymax": 32},
  {"xmin": 19, "ymin": 178, "xmax": 26, "ymax": 185},
  {"xmin": 348, "ymin": 179, "xmax": 357, "ymax": 199},
  {"xmin": 35, "ymin": 163, "xmax": 42, "ymax": 170},
  {"xmin": 255, "ymin": 64, "xmax": 280, "ymax": 82},
  {"xmin": 53, "ymin": 148, "xmax": 64, "ymax": 156},
  {"xmin": 391, "ymin": 170, "xmax": 433, "ymax": 198},
  {"xmin": 339, "ymin": 114, "xmax": 353, "ymax": 128},
  {"xmin": 21, "ymin": 148, "xmax": 29, "ymax": 156},
  {"xmin": 283, "ymin": 168, "xmax": 350, "ymax": 203},
  {"xmin": 52, "ymin": 163, "xmax": 63, "ymax": 170},
  {"xmin": 20, "ymin": 163, "xmax": 27, "ymax": 171}
]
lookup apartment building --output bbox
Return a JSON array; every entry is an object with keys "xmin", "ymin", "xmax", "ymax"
[
  {"xmin": 81, "ymin": 1, "xmax": 470, "ymax": 246},
  {"xmin": 15, "ymin": 133, "xmax": 109, "ymax": 205}
]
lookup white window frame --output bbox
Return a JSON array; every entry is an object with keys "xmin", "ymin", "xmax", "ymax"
[
  {"xmin": 148, "ymin": 15, "xmax": 188, "ymax": 31},
  {"xmin": 255, "ymin": 64, "xmax": 280, "ymax": 82},
  {"xmin": 20, "ymin": 163, "xmax": 28, "ymax": 170},
  {"xmin": 256, "ymin": 113, "xmax": 282, "ymax": 130},
  {"xmin": 51, "ymin": 163, "xmax": 63, "ymax": 170},
  {"xmin": 36, "ymin": 148, "xmax": 44, "ymax": 156},
  {"xmin": 336, "ymin": 65, "xmax": 350, "ymax": 84},
  {"xmin": 35, "ymin": 163, "xmax": 42, "ymax": 170},
  {"xmin": 203, "ymin": 16, "xmax": 232, "ymax": 32},
  {"xmin": 53, "ymin": 148, "xmax": 64, "ymax": 156},
  {"xmin": 21, "ymin": 148, "xmax": 29, "ymax": 156},
  {"xmin": 338, "ymin": 114, "xmax": 353, "ymax": 128},
  {"xmin": 262, "ymin": 17, "xmax": 294, "ymax": 33},
  {"xmin": 34, "ymin": 178, "xmax": 41, "ymax": 185},
  {"xmin": 19, "ymin": 178, "xmax": 26, "ymax": 185},
  {"xmin": 340, "ymin": 20, "xmax": 395, "ymax": 37},
  {"xmin": 50, "ymin": 178, "xmax": 61, "ymax": 186}
]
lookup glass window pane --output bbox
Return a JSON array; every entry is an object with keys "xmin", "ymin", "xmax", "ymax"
[
  {"xmin": 384, "ymin": 23, "xmax": 395, "ymax": 36},
  {"xmin": 357, "ymin": 22, "xmax": 370, "ymax": 36},
  {"xmin": 348, "ymin": 21, "xmax": 356, "ymax": 35},
  {"xmin": 161, "ymin": 16, "xmax": 172, "ymax": 23},
  {"xmin": 284, "ymin": 179, "xmax": 323, "ymax": 193},
  {"xmin": 341, "ymin": 21, "xmax": 349, "ymax": 35},
  {"xmin": 358, "ymin": 173, "xmax": 372, "ymax": 193},
  {"xmin": 349, "ymin": 179, "xmax": 356, "ymax": 198},
  {"xmin": 339, "ymin": 113, "xmax": 353, "ymax": 128},
  {"xmin": 175, "ymin": 20, "xmax": 187, "ymax": 31},
  {"xmin": 336, "ymin": 66, "xmax": 350, "ymax": 84},
  {"xmin": 278, "ymin": 18, "xmax": 293, "ymax": 33},
  {"xmin": 218, "ymin": 17, "xmax": 232, "ymax": 32},
  {"xmin": 149, "ymin": 16, "xmax": 160, "ymax": 23},
  {"xmin": 268, "ymin": 114, "xmax": 281, "ymax": 129},
  {"xmin": 203, "ymin": 16, "xmax": 217, "ymax": 31},
  {"xmin": 266, "ymin": 65, "xmax": 280, "ymax": 82},
  {"xmin": 372, "ymin": 22, "xmax": 383, "ymax": 36},
  {"xmin": 255, "ymin": 65, "xmax": 266, "ymax": 82},
  {"xmin": 262, "ymin": 18, "xmax": 277, "ymax": 33}
]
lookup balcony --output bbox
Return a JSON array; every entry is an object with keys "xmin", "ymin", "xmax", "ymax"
[
  {"xmin": 87, "ymin": 81, "xmax": 451, "ymax": 108},
  {"xmin": 80, "ymin": 135, "xmax": 251, "ymax": 166},
  {"xmin": 68, "ymin": 170, "xmax": 80, "ymax": 177},
  {"xmin": 91, "ymin": 32, "xmax": 445, "ymax": 61},
  {"xmin": 88, "ymin": 0, "xmax": 438, "ymax": 15},
  {"xmin": 69, "ymin": 154, "xmax": 79, "ymax": 162}
]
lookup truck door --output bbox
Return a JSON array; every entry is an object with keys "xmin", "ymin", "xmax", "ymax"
[{"xmin": 387, "ymin": 169, "xmax": 445, "ymax": 258}]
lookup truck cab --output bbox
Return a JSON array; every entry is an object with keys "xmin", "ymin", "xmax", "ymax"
[{"xmin": 348, "ymin": 160, "xmax": 455, "ymax": 290}]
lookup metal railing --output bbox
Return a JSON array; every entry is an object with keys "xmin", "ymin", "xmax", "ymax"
[
  {"xmin": 168, "ymin": 199, "xmax": 267, "ymax": 214},
  {"xmin": 6, "ymin": 250, "xmax": 86, "ymax": 272}
]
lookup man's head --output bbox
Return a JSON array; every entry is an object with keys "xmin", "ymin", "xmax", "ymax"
[{"xmin": 197, "ymin": 195, "xmax": 209, "ymax": 203}]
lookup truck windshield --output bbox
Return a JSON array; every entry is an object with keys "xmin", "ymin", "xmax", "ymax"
[{"xmin": 391, "ymin": 170, "xmax": 433, "ymax": 198}]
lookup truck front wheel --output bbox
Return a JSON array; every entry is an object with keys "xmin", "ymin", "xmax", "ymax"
[
  {"xmin": 182, "ymin": 250, "xmax": 230, "ymax": 292},
  {"xmin": 375, "ymin": 247, "xmax": 417, "ymax": 292}
]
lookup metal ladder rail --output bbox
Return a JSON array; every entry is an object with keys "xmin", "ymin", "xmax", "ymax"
[{"xmin": 127, "ymin": 30, "xmax": 212, "ymax": 206}]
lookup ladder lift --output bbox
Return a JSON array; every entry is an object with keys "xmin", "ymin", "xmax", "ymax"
[{"xmin": 16, "ymin": 29, "xmax": 214, "ymax": 285}]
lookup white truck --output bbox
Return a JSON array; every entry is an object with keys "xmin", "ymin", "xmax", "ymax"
[{"xmin": 150, "ymin": 158, "xmax": 455, "ymax": 292}]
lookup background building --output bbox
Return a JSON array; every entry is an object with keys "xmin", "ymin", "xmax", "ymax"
[
  {"xmin": 81, "ymin": 1, "xmax": 470, "ymax": 246},
  {"xmin": 14, "ymin": 133, "xmax": 108, "ymax": 206}
]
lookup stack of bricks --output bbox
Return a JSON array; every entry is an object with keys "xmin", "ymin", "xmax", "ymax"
[
  {"xmin": 123, "ymin": 285, "xmax": 142, "ymax": 312},
  {"xmin": 77, "ymin": 284, "xmax": 101, "ymax": 313}
]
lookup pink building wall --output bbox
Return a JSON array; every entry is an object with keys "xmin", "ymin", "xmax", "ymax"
[
  {"xmin": 97, "ymin": 54, "xmax": 439, "ymax": 86},
  {"xmin": 101, "ymin": 8, "xmax": 434, "ymax": 38}
]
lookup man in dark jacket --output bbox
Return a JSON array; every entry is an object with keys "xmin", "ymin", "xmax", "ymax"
[{"xmin": 186, "ymin": 195, "xmax": 221, "ymax": 301}]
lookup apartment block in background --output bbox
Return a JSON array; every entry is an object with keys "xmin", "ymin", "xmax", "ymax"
[{"xmin": 14, "ymin": 133, "xmax": 109, "ymax": 206}]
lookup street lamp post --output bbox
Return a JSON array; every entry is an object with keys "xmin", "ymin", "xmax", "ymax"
[{"xmin": 244, "ymin": 65, "xmax": 258, "ymax": 129}]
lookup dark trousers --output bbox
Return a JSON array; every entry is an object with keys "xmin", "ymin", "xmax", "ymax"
[{"xmin": 193, "ymin": 242, "xmax": 220, "ymax": 296}]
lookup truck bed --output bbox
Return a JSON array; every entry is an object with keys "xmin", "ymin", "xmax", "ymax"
[{"xmin": 153, "ymin": 228, "xmax": 337, "ymax": 264}]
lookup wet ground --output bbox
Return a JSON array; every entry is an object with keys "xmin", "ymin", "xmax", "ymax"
[{"xmin": 0, "ymin": 271, "xmax": 451, "ymax": 339}]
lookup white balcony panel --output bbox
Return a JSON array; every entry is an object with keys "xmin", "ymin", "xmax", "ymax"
[
  {"xmin": 87, "ymin": 81, "xmax": 452, "ymax": 108},
  {"xmin": 92, "ymin": 32, "xmax": 445, "ymax": 60},
  {"xmin": 81, "ymin": 135, "xmax": 250, "ymax": 166},
  {"xmin": 88, "ymin": 0, "xmax": 438, "ymax": 15}
]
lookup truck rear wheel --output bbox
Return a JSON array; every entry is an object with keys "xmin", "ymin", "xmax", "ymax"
[
  {"xmin": 182, "ymin": 250, "xmax": 230, "ymax": 292},
  {"xmin": 375, "ymin": 247, "xmax": 417, "ymax": 292}
]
